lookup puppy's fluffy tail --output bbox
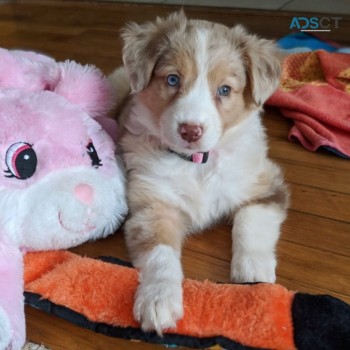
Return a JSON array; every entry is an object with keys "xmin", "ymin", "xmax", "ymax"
[{"xmin": 108, "ymin": 67, "xmax": 131, "ymax": 117}]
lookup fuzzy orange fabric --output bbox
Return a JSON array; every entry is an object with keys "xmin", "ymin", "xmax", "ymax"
[{"xmin": 24, "ymin": 251, "xmax": 296, "ymax": 349}]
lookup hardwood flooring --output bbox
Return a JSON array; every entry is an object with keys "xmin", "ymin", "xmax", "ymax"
[{"xmin": 0, "ymin": 1, "xmax": 349, "ymax": 349}]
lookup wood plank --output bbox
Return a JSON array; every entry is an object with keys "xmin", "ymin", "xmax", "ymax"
[
  {"xmin": 0, "ymin": 21, "xmax": 86, "ymax": 36},
  {"xmin": 183, "ymin": 212, "xmax": 350, "ymax": 263},
  {"xmin": 25, "ymin": 307, "xmax": 170, "ymax": 350},
  {"xmin": 277, "ymin": 241, "xmax": 350, "ymax": 302},
  {"xmin": 184, "ymin": 224, "xmax": 232, "ymax": 262},
  {"xmin": 269, "ymin": 139, "xmax": 350, "ymax": 170},
  {"xmin": 289, "ymin": 183, "xmax": 350, "ymax": 222},
  {"xmin": 263, "ymin": 108, "xmax": 292, "ymax": 139},
  {"xmin": 283, "ymin": 210, "xmax": 350, "ymax": 257},
  {"xmin": 277, "ymin": 277, "xmax": 350, "ymax": 305},
  {"xmin": 281, "ymin": 160, "xmax": 350, "ymax": 194},
  {"xmin": 3, "ymin": 1, "xmax": 350, "ymax": 42}
]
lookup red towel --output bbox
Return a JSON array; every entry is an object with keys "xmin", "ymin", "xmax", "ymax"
[{"xmin": 266, "ymin": 50, "xmax": 350, "ymax": 158}]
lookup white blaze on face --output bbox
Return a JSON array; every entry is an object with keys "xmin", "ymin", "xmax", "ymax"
[{"xmin": 160, "ymin": 28, "xmax": 222, "ymax": 154}]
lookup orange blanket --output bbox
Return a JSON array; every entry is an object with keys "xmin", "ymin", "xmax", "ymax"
[{"xmin": 267, "ymin": 50, "xmax": 350, "ymax": 158}]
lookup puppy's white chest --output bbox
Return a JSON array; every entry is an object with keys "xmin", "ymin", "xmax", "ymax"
[{"xmin": 160, "ymin": 152, "xmax": 258, "ymax": 228}]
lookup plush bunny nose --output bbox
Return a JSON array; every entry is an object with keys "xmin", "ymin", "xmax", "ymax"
[
  {"xmin": 179, "ymin": 123, "xmax": 203, "ymax": 142},
  {"xmin": 74, "ymin": 184, "xmax": 94, "ymax": 205}
]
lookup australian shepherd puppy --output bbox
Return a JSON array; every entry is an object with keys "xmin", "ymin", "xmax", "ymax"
[{"xmin": 110, "ymin": 10, "xmax": 289, "ymax": 334}]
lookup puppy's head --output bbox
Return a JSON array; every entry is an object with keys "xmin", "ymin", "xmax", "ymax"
[{"xmin": 121, "ymin": 11, "xmax": 282, "ymax": 155}]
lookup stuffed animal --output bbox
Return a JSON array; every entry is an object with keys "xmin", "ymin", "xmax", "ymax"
[
  {"xmin": 0, "ymin": 48, "xmax": 127, "ymax": 350},
  {"xmin": 24, "ymin": 250, "xmax": 350, "ymax": 350}
]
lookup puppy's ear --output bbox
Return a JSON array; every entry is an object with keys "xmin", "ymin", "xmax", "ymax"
[
  {"xmin": 121, "ymin": 10, "xmax": 187, "ymax": 93},
  {"xmin": 234, "ymin": 26, "xmax": 283, "ymax": 106}
]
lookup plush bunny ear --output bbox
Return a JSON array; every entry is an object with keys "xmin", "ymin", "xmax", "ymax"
[
  {"xmin": 0, "ymin": 48, "xmax": 114, "ymax": 118},
  {"xmin": 53, "ymin": 61, "xmax": 115, "ymax": 118},
  {"xmin": 0, "ymin": 48, "xmax": 60, "ymax": 92}
]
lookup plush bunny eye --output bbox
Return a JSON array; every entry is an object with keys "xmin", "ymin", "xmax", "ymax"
[
  {"xmin": 4, "ymin": 142, "xmax": 37, "ymax": 180},
  {"xmin": 86, "ymin": 141, "xmax": 102, "ymax": 168}
]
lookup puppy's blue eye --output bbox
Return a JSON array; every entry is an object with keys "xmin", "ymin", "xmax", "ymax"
[
  {"xmin": 167, "ymin": 74, "xmax": 180, "ymax": 87},
  {"xmin": 218, "ymin": 85, "xmax": 231, "ymax": 97}
]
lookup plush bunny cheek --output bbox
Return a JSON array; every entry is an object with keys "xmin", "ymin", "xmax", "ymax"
[
  {"xmin": 9, "ymin": 165, "xmax": 127, "ymax": 250},
  {"xmin": 73, "ymin": 183, "xmax": 94, "ymax": 205}
]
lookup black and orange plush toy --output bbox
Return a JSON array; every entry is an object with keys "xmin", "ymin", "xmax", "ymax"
[{"xmin": 24, "ymin": 251, "xmax": 350, "ymax": 350}]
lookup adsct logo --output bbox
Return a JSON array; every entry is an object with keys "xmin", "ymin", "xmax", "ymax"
[{"xmin": 290, "ymin": 16, "xmax": 342, "ymax": 32}]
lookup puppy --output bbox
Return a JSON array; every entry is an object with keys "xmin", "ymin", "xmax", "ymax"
[{"xmin": 110, "ymin": 10, "xmax": 289, "ymax": 334}]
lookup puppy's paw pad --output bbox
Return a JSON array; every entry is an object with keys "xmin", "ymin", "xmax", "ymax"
[
  {"xmin": 230, "ymin": 255, "xmax": 276, "ymax": 283},
  {"xmin": 134, "ymin": 281, "xmax": 183, "ymax": 334}
]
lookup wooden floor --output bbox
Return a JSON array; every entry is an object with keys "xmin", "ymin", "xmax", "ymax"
[{"xmin": 1, "ymin": 1, "xmax": 349, "ymax": 349}]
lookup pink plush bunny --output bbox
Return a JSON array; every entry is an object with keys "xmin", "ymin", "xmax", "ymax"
[{"xmin": 0, "ymin": 48, "xmax": 127, "ymax": 349}]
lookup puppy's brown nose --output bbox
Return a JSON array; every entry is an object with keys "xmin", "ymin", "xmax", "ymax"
[{"xmin": 179, "ymin": 124, "xmax": 203, "ymax": 142}]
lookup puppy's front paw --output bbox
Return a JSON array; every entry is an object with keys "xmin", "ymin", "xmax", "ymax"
[
  {"xmin": 230, "ymin": 253, "xmax": 276, "ymax": 283},
  {"xmin": 134, "ymin": 280, "xmax": 183, "ymax": 335}
]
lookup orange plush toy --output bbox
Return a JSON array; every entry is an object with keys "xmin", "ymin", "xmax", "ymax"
[{"xmin": 24, "ymin": 251, "xmax": 350, "ymax": 350}]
